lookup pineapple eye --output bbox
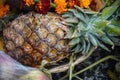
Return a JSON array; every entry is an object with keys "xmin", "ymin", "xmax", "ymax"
[
  {"xmin": 13, "ymin": 20, "xmax": 24, "ymax": 32},
  {"xmin": 37, "ymin": 27, "xmax": 48, "ymax": 39},
  {"xmin": 46, "ymin": 34, "xmax": 57, "ymax": 47},
  {"xmin": 28, "ymin": 33, "xmax": 39, "ymax": 46},
  {"xmin": 3, "ymin": 28, "xmax": 16, "ymax": 40},
  {"xmin": 55, "ymin": 40, "xmax": 66, "ymax": 51},
  {"xmin": 6, "ymin": 41, "xmax": 15, "ymax": 51},
  {"xmin": 55, "ymin": 28, "xmax": 65, "ymax": 39},
  {"xmin": 21, "ymin": 26, "xmax": 32, "ymax": 38},
  {"xmin": 46, "ymin": 23, "xmax": 58, "ymax": 33},
  {"xmin": 13, "ymin": 48, "xmax": 23, "ymax": 59},
  {"xmin": 18, "ymin": 54, "xmax": 33, "ymax": 66},
  {"xmin": 32, "ymin": 50, "xmax": 42, "ymax": 64},
  {"xmin": 14, "ymin": 34, "xmax": 24, "ymax": 47},
  {"xmin": 36, "ymin": 42, "xmax": 49, "ymax": 54},
  {"xmin": 22, "ymin": 42, "xmax": 33, "ymax": 54},
  {"xmin": 48, "ymin": 48, "xmax": 57, "ymax": 59}
]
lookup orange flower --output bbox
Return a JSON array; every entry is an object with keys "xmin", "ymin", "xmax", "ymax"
[
  {"xmin": 68, "ymin": 0, "xmax": 79, "ymax": 8},
  {"xmin": 36, "ymin": 1, "xmax": 42, "ymax": 12},
  {"xmin": 54, "ymin": 0, "xmax": 68, "ymax": 14},
  {"xmin": 23, "ymin": 0, "xmax": 35, "ymax": 6},
  {"xmin": 0, "ymin": 4, "xmax": 10, "ymax": 18},
  {"xmin": 79, "ymin": 0, "xmax": 92, "ymax": 8}
]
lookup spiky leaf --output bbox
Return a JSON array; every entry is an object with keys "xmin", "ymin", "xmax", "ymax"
[
  {"xmin": 69, "ymin": 38, "xmax": 80, "ymax": 46},
  {"xmin": 111, "ymin": 19, "xmax": 120, "ymax": 26},
  {"xmin": 107, "ymin": 24, "xmax": 120, "ymax": 36},
  {"xmin": 100, "ymin": 0, "xmax": 120, "ymax": 19}
]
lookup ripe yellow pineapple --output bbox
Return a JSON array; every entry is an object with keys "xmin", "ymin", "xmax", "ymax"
[
  {"xmin": 3, "ymin": 0, "xmax": 120, "ymax": 67},
  {"xmin": 3, "ymin": 12, "xmax": 70, "ymax": 67}
]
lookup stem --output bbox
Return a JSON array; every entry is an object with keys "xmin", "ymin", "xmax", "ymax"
[
  {"xmin": 69, "ymin": 55, "xmax": 74, "ymax": 80},
  {"xmin": 59, "ymin": 47, "xmax": 96, "ymax": 80},
  {"xmin": 73, "ymin": 55, "xmax": 120, "ymax": 77},
  {"xmin": 74, "ymin": 76, "xmax": 83, "ymax": 80},
  {"xmin": 49, "ymin": 47, "xmax": 96, "ymax": 73}
]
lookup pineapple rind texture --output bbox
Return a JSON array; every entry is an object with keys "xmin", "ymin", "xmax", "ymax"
[{"xmin": 3, "ymin": 12, "xmax": 69, "ymax": 67}]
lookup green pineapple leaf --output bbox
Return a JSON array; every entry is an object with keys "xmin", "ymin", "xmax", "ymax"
[
  {"xmin": 68, "ymin": 9, "xmax": 86, "ymax": 24},
  {"xmin": 62, "ymin": 0, "xmax": 120, "ymax": 54},
  {"xmin": 93, "ymin": 19, "xmax": 108, "ymax": 29},
  {"xmin": 100, "ymin": 35, "xmax": 114, "ymax": 46},
  {"xmin": 106, "ymin": 24, "xmax": 120, "ymax": 36},
  {"xmin": 34, "ymin": 0, "xmax": 40, "ymax": 2},
  {"xmin": 111, "ymin": 18, "xmax": 120, "ymax": 26},
  {"xmin": 69, "ymin": 38, "xmax": 81, "ymax": 46},
  {"xmin": 62, "ymin": 12, "xmax": 73, "ymax": 18},
  {"xmin": 88, "ymin": 34, "xmax": 98, "ymax": 47},
  {"xmin": 65, "ymin": 17, "xmax": 79, "ymax": 24},
  {"xmin": 92, "ymin": 27, "xmax": 105, "ymax": 36},
  {"xmin": 99, "ymin": 0, "xmax": 120, "ymax": 19}
]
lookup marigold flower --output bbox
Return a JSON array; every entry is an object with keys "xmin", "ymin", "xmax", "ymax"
[
  {"xmin": 79, "ymin": 0, "xmax": 92, "ymax": 8},
  {"xmin": 68, "ymin": 0, "xmax": 79, "ymax": 8},
  {"xmin": 36, "ymin": 0, "xmax": 50, "ymax": 14},
  {"xmin": 54, "ymin": 0, "xmax": 68, "ymax": 14},
  {"xmin": 23, "ymin": 0, "xmax": 35, "ymax": 7},
  {"xmin": 0, "ymin": 4, "xmax": 10, "ymax": 18}
]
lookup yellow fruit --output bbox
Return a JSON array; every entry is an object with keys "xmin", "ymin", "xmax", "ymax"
[{"xmin": 3, "ymin": 12, "xmax": 69, "ymax": 67}]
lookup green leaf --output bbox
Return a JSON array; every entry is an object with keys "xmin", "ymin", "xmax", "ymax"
[
  {"xmin": 65, "ymin": 17, "xmax": 79, "ymax": 24},
  {"xmin": 110, "ymin": 37, "xmax": 120, "ymax": 46},
  {"xmin": 62, "ymin": 12, "xmax": 73, "ymax": 18},
  {"xmin": 111, "ymin": 19, "xmax": 120, "ymax": 26},
  {"xmin": 107, "ymin": 24, "xmax": 120, "ymax": 36},
  {"xmin": 100, "ymin": 35, "xmax": 114, "ymax": 46},
  {"xmin": 71, "ymin": 44, "xmax": 83, "ymax": 53},
  {"xmin": 81, "ymin": 38, "xmax": 86, "ymax": 54},
  {"xmin": 34, "ymin": 0, "xmax": 40, "ymax": 2},
  {"xmin": 77, "ymin": 22, "xmax": 85, "ymax": 32},
  {"xmin": 85, "ymin": 41, "xmax": 91, "ymax": 53},
  {"xmin": 50, "ymin": 3, "xmax": 56, "ymax": 8},
  {"xmin": 65, "ymin": 28, "xmax": 74, "ymax": 38},
  {"xmin": 88, "ymin": 34, "xmax": 98, "ymax": 47},
  {"xmin": 71, "ymin": 29, "xmax": 81, "ymax": 38},
  {"xmin": 74, "ymin": 5, "xmax": 84, "ymax": 13},
  {"xmin": 92, "ymin": 27, "xmax": 105, "ymax": 36},
  {"xmin": 93, "ymin": 19, "xmax": 108, "ymax": 29},
  {"xmin": 68, "ymin": 9, "xmax": 86, "ymax": 24},
  {"xmin": 96, "ymin": 39, "xmax": 110, "ymax": 52},
  {"xmin": 100, "ymin": 0, "xmax": 120, "ymax": 19},
  {"xmin": 69, "ymin": 38, "xmax": 80, "ymax": 46},
  {"xmin": 74, "ymin": 44, "xmax": 81, "ymax": 53},
  {"xmin": 65, "ymin": 23, "xmax": 75, "ymax": 27}
]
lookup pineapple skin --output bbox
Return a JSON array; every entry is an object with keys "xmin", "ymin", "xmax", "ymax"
[{"xmin": 3, "ymin": 12, "xmax": 69, "ymax": 67}]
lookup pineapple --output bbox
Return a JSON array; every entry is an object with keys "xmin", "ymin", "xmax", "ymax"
[
  {"xmin": 3, "ymin": 12, "xmax": 70, "ymax": 67},
  {"xmin": 3, "ymin": 0, "xmax": 120, "ymax": 67}
]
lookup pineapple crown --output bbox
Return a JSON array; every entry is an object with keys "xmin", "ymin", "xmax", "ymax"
[{"xmin": 62, "ymin": 0, "xmax": 120, "ymax": 54}]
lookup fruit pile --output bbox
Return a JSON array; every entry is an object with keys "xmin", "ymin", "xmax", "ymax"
[{"xmin": 0, "ymin": 1, "xmax": 119, "ymax": 78}]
